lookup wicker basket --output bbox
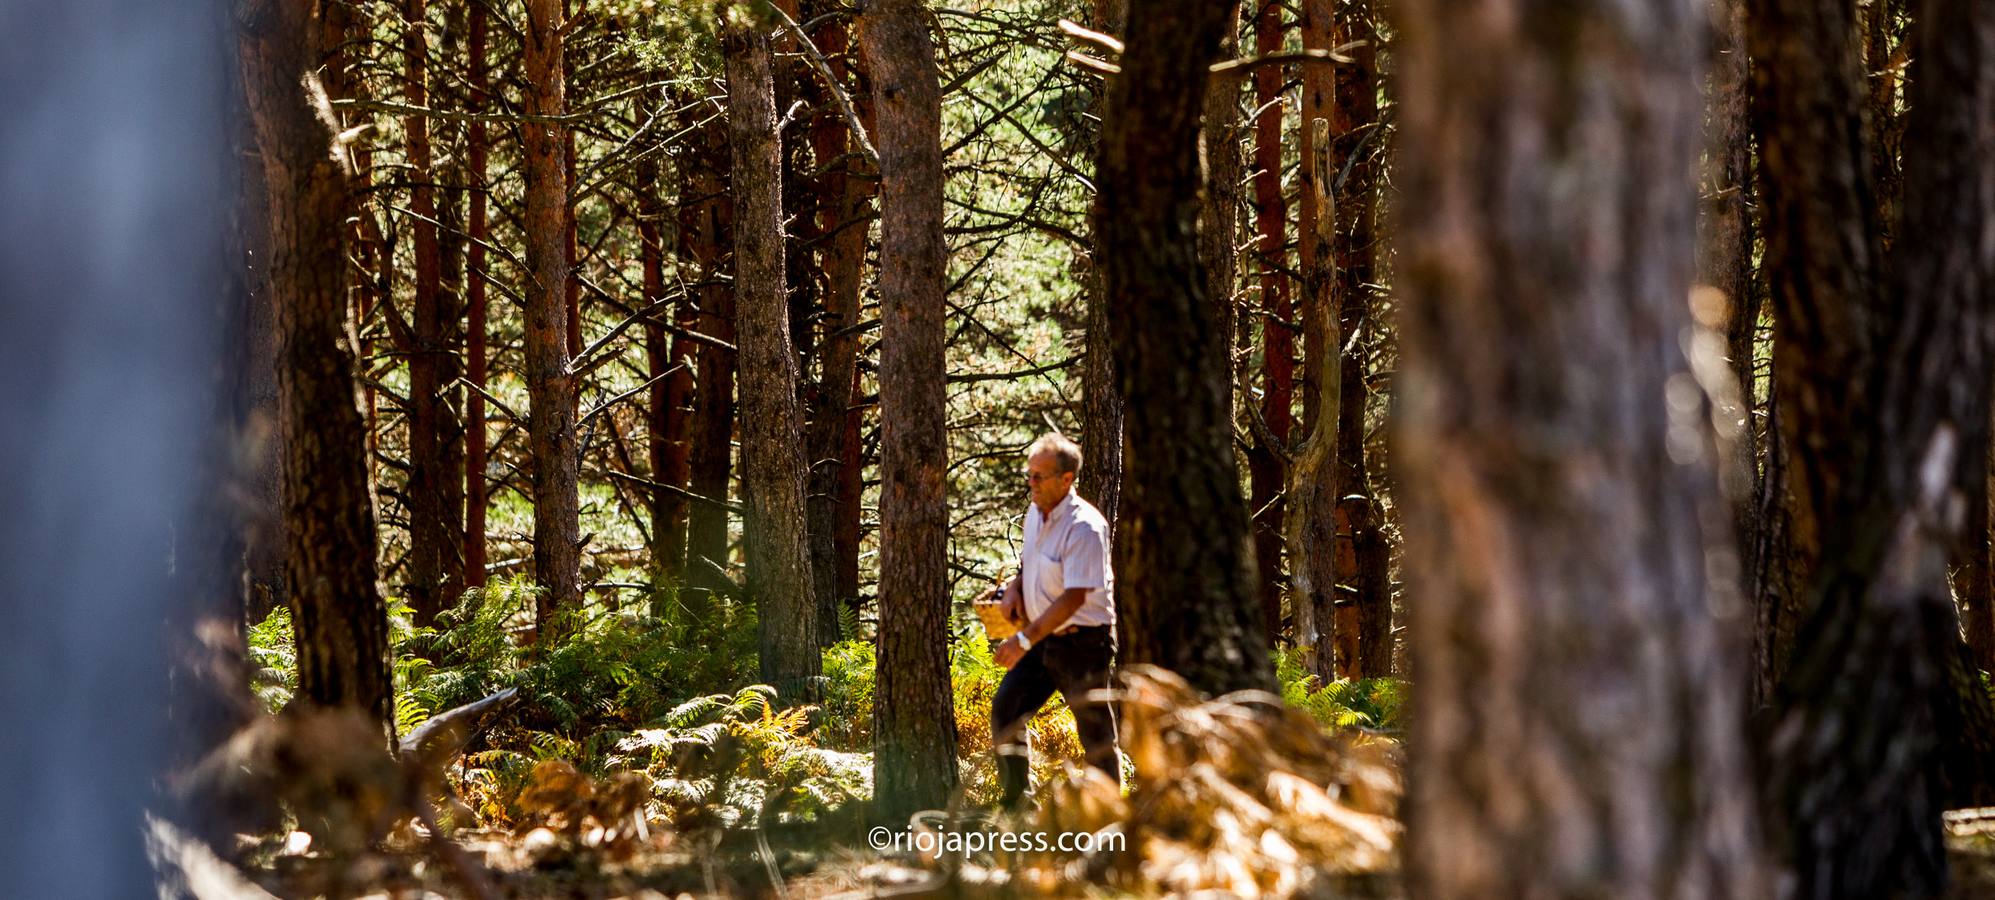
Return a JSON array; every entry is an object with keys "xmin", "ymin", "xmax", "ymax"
[{"xmin": 973, "ymin": 600, "xmax": 1019, "ymax": 640}]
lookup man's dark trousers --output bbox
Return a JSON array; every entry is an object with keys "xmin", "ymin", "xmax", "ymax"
[{"xmin": 991, "ymin": 625, "xmax": 1119, "ymax": 809}]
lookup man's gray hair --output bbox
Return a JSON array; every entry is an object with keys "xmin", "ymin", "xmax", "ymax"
[{"xmin": 1027, "ymin": 432, "xmax": 1084, "ymax": 475}]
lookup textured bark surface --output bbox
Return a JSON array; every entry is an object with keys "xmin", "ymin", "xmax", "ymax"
[
  {"xmin": 1748, "ymin": 0, "xmax": 1882, "ymax": 691},
  {"xmin": 239, "ymin": 0, "xmax": 391, "ymax": 728},
  {"xmin": 725, "ymin": 21, "xmax": 820, "ymax": 697},
  {"xmin": 1078, "ymin": 0, "xmax": 1128, "ymax": 535},
  {"xmin": 1102, "ymin": 0, "xmax": 1272, "ymax": 696},
  {"xmin": 523, "ymin": 0, "xmax": 582, "ymax": 631},
  {"xmin": 1393, "ymin": 0, "xmax": 1767, "ymax": 893},
  {"xmin": 860, "ymin": 0, "xmax": 959, "ymax": 820},
  {"xmin": 1197, "ymin": 0, "xmax": 1242, "ymax": 414},
  {"xmin": 1761, "ymin": 0, "xmax": 1995, "ymax": 892},
  {"xmin": 1245, "ymin": 0, "xmax": 1292, "ymax": 641}
]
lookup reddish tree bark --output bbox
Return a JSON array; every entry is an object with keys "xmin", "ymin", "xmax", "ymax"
[
  {"xmin": 1246, "ymin": 0, "xmax": 1292, "ymax": 641},
  {"xmin": 681, "ymin": 116, "xmax": 736, "ymax": 610},
  {"xmin": 523, "ymin": 0, "xmax": 582, "ymax": 631},
  {"xmin": 638, "ymin": 152, "xmax": 690, "ymax": 586}
]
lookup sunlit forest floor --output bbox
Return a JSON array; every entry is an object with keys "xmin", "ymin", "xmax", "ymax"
[{"xmin": 185, "ymin": 582, "xmax": 1407, "ymax": 897}]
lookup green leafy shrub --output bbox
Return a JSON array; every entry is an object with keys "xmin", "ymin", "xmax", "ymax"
[{"xmin": 1275, "ymin": 646, "xmax": 1405, "ymax": 732}]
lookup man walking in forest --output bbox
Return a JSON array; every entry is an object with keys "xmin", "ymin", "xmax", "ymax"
[{"xmin": 988, "ymin": 433, "xmax": 1120, "ymax": 809}]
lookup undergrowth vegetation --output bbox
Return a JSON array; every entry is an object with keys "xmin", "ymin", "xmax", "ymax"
[{"xmin": 246, "ymin": 585, "xmax": 1405, "ymax": 839}]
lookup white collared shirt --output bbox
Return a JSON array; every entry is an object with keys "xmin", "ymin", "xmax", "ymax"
[{"xmin": 1019, "ymin": 490, "xmax": 1115, "ymax": 628}]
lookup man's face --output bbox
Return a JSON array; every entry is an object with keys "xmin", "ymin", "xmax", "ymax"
[{"xmin": 1026, "ymin": 450, "xmax": 1074, "ymax": 511}]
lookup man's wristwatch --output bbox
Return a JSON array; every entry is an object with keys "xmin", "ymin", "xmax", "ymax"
[{"xmin": 1014, "ymin": 632, "xmax": 1033, "ymax": 652}]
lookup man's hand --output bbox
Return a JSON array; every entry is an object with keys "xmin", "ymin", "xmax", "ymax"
[
  {"xmin": 1000, "ymin": 590, "xmax": 1024, "ymax": 625},
  {"xmin": 994, "ymin": 634, "xmax": 1027, "ymax": 669}
]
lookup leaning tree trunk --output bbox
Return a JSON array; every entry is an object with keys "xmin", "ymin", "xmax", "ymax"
[
  {"xmin": 724, "ymin": 18, "xmax": 820, "ymax": 699},
  {"xmin": 1393, "ymin": 0, "xmax": 1768, "ymax": 892},
  {"xmin": 1287, "ymin": 117, "xmax": 1340, "ymax": 684},
  {"xmin": 1102, "ymin": 0, "xmax": 1273, "ymax": 696},
  {"xmin": 239, "ymin": 0, "xmax": 392, "ymax": 730},
  {"xmin": 522, "ymin": 0, "xmax": 581, "ymax": 633},
  {"xmin": 1761, "ymin": 0, "xmax": 1995, "ymax": 893},
  {"xmin": 861, "ymin": 0, "xmax": 959, "ymax": 821}
]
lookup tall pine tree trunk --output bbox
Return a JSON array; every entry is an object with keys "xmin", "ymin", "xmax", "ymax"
[
  {"xmin": 239, "ymin": 0, "xmax": 392, "ymax": 728},
  {"xmin": 1246, "ymin": 0, "xmax": 1292, "ymax": 641},
  {"xmin": 725, "ymin": 18, "xmax": 820, "ymax": 698},
  {"xmin": 1103, "ymin": 0, "xmax": 1273, "ymax": 696},
  {"xmin": 1330, "ymin": 4, "xmax": 1390, "ymax": 679},
  {"xmin": 682, "ymin": 116, "xmax": 736, "ymax": 611},
  {"xmin": 862, "ymin": 0, "xmax": 959, "ymax": 820},
  {"xmin": 464, "ymin": 0, "xmax": 490, "ymax": 589},
  {"xmin": 1393, "ymin": 0, "xmax": 1767, "ymax": 891},
  {"xmin": 1079, "ymin": 0, "xmax": 1127, "ymax": 534},
  {"xmin": 523, "ymin": 0, "xmax": 582, "ymax": 632}
]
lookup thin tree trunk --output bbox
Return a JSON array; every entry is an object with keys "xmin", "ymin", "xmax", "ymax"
[
  {"xmin": 1331, "ymin": 4, "xmax": 1390, "ymax": 679},
  {"xmin": 403, "ymin": 0, "xmax": 462, "ymax": 626},
  {"xmin": 638, "ymin": 152, "xmax": 690, "ymax": 588},
  {"xmin": 1288, "ymin": 116, "xmax": 1339, "ymax": 683},
  {"xmin": 239, "ymin": 0, "xmax": 392, "ymax": 729},
  {"xmin": 464, "ymin": 0, "xmax": 489, "ymax": 589},
  {"xmin": 725, "ymin": 18, "xmax": 820, "ymax": 698},
  {"xmin": 1393, "ymin": 0, "xmax": 1767, "ymax": 891},
  {"xmin": 1103, "ymin": 0, "xmax": 1273, "ymax": 696},
  {"xmin": 523, "ymin": 0, "xmax": 582, "ymax": 632},
  {"xmin": 804, "ymin": 6, "xmax": 872, "ymax": 645},
  {"xmin": 1246, "ymin": 0, "xmax": 1292, "ymax": 642},
  {"xmin": 861, "ymin": 0, "xmax": 958, "ymax": 819},
  {"xmin": 683, "ymin": 117, "xmax": 736, "ymax": 612}
]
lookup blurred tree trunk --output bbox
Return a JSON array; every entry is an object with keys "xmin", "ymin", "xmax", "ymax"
[
  {"xmin": 1393, "ymin": 0, "xmax": 1767, "ymax": 892},
  {"xmin": 1330, "ymin": 4, "xmax": 1390, "ymax": 679},
  {"xmin": 725, "ymin": 18, "xmax": 821, "ymax": 698},
  {"xmin": 862, "ymin": 0, "xmax": 959, "ymax": 820},
  {"xmin": 1079, "ymin": 0, "xmax": 1127, "ymax": 535},
  {"xmin": 1760, "ymin": 0, "xmax": 1995, "ymax": 892},
  {"xmin": 804, "ymin": 6, "xmax": 872, "ymax": 645},
  {"xmin": 404, "ymin": 0, "xmax": 464, "ymax": 626},
  {"xmin": 1962, "ymin": 444, "xmax": 1995, "ymax": 673},
  {"xmin": 523, "ymin": 0, "xmax": 582, "ymax": 633},
  {"xmin": 464, "ymin": 0, "xmax": 490, "ymax": 589},
  {"xmin": 239, "ymin": 0, "xmax": 392, "ymax": 729},
  {"xmin": 238, "ymin": 90, "xmax": 287, "ymax": 627},
  {"xmin": 1103, "ymin": 0, "xmax": 1273, "ymax": 696},
  {"xmin": 1698, "ymin": 0, "xmax": 1765, "ymax": 703},
  {"xmin": 682, "ymin": 116, "xmax": 736, "ymax": 612},
  {"xmin": 1246, "ymin": 0, "xmax": 1292, "ymax": 642}
]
